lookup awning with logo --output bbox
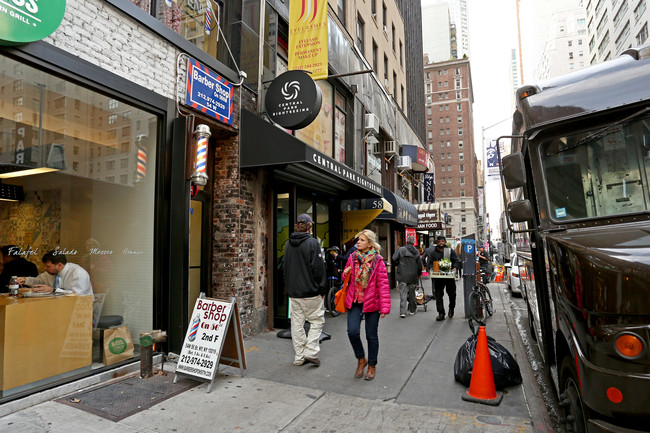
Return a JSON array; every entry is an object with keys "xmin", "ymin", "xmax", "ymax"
[
  {"xmin": 375, "ymin": 188, "xmax": 418, "ymax": 227},
  {"xmin": 416, "ymin": 203, "xmax": 446, "ymax": 230},
  {"xmin": 240, "ymin": 109, "xmax": 382, "ymax": 198}
]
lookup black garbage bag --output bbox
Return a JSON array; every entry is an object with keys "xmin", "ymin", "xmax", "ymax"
[{"xmin": 454, "ymin": 333, "xmax": 523, "ymax": 390}]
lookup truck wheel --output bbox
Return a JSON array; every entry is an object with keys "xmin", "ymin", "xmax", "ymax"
[{"xmin": 559, "ymin": 356, "xmax": 588, "ymax": 433}]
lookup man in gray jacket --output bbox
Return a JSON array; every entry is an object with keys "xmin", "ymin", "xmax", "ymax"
[{"xmin": 392, "ymin": 236, "xmax": 422, "ymax": 318}]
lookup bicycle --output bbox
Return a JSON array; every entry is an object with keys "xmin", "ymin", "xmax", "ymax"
[
  {"xmin": 325, "ymin": 276, "xmax": 341, "ymax": 317},
  {"xmin": 468, "ymin": 278, "xmax": 494, "ymax": 323}
]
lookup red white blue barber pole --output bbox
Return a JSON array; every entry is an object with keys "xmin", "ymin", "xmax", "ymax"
[
  {"xmin": 191, "ymin": 124, "xmax": 211, "ymax": 186},
  {"xmin": 135, "ymin": 134, "xmax": 147, "ymax": 183}
]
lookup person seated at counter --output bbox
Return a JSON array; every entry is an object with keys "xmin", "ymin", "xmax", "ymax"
[
  {"xmin": 17, "ymin": 250, "xmax": 93, "ymax": 296},
  {"xmin": 0, "ymin": 245, "xmax": 39, "ymax": 293}
]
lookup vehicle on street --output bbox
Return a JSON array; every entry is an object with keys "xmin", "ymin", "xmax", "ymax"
[
  {"xmin": 498, "ymin": 45, "xmax": 650, "ymax": 433},
  {"xmin": 504, "ymin": 252, "xmax": 521, "ymax": 296}
]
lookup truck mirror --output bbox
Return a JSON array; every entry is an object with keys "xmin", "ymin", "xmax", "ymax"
[
  {"xmin": 507, "ymin": 200, "xmax": 534, "ymax": 222},
  {"xmin": 502, "ymin": 152, "xmax": 526, "ymax": 189}
]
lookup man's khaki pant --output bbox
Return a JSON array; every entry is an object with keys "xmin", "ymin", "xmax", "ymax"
[{"xmin": 290, "ymin": 296, "xmax": 325, "ymax": 362}]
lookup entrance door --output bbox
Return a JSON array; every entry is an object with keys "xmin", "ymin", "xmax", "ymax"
[
  {"xmin": 189, "ymin": 188, "xmax": 210, "ymax": 317},
  {"xmin": 272, "ymin": 188, "xmax": 334, "ymax": 329}
]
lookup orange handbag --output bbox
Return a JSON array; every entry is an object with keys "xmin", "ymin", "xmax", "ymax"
[{"xmin": 334, "ymin": 271, "xmax": 351, "ymax": 313}]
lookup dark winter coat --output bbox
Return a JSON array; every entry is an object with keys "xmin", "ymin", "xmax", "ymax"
[
  {"xmin": 392, "ymin": 245, "xmax": 422, "ymax": 284},
  {"xmin": 283, "ymin": 232, "xmax": 327, "ymax": 298},
  {"xmin": 423, "ymin": 245, "xmax": 460, "ymax": 271}
]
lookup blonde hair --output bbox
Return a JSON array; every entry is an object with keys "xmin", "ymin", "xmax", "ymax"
[{"xmin": 356, "ymin": 229, "xmax": 381, "ymax": 253}]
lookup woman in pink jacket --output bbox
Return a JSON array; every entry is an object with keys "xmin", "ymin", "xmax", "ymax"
[{"xmin": 342, "ymin": 229, "xmax": 391, "ymax": 381}]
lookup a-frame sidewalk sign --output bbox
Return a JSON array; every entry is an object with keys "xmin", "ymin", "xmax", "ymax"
[{"xmin": 174, "ymin": 293, "xmax": 247, "ymax": 393}]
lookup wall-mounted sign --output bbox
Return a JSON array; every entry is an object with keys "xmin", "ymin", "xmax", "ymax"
[
  {"xmin": 424, "ymin": 172, "xmax": 434, "ymax": 202},
  {"xmin": 0, "ymin": 0, "xmax": 66, "ymax": 45},
  {"xmin": 185, "ymin": 59, "xmax": 234, "ymax": 125},
  {"xmin": 265, "ymin": 70, "xmax": 322, "ymax": 130},
  {"xmin": 288, "ymin": 0, "xmax": 328, "ymax": 79}
]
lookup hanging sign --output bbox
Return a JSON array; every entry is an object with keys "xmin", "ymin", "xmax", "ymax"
[
  {"xmin": 265, "ymin": 70, "xmax": 322, "ymax": 130},
  {"xmin": 185, "ymin": 58, "xmax": 234, "ymax": 125},
  {"xmin": 175, "ymin": 295, "xmax": 246, "ymax": 392},
  {"xmin": 0, "ymin": 0, "xmax": 66, "ymax": 45},
  {"xmin": 288, "ymin": 0, "xmax": 328, "ymax": 80}
]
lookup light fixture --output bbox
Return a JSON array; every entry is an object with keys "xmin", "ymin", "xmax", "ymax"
[
  {"xmin": 0, "ymin": 167, "xmax": 58, "ymax": 179},
  {"xmin": 0, "ymin": 182, "xmax": 24, "ymax": 202}
]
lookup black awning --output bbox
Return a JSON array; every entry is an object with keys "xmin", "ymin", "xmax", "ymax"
[
  {"xmin": 240, "ymin": 109, "xmax": 382, "ymax": 198},
  {"xmin": 375, "ymin": 188, "xmax": 418, "ymax": 227}
]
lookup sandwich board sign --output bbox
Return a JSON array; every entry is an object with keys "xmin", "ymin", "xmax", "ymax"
[{"xmin": 174, "ymin": 294, "xmax": 246, "ymax": 392}]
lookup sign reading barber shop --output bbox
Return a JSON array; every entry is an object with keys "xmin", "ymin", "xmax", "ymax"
[
  {"xmin": 265, "ymin": 70, "xmax": 322, "ymax": 130},
  {"xmin": 186, "ymin": 58, "xmax": 234, "ymax": 125},
  {"xmin": 0, "ymin": 0, "xmax": 66, "ymax": 45}
]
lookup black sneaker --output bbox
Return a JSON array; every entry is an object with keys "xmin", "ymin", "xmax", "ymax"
[
  {"xmin": 448, "ymin": 308, "xmax": 454, "ymax": 318},
  {"xmin": 436, "ymin": 314, "xmax": 445, "ymax": 321}
]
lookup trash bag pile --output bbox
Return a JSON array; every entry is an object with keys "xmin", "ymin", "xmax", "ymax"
[{"xmin": 454, "ymin": 332, "xmax": 522, "ymax": 390}]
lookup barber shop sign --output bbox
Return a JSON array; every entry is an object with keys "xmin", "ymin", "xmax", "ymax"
[{"xmin": 0, "ymin": 0, "xmax": 66, "ymax": 45}]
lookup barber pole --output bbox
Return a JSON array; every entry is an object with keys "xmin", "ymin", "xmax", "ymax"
[
  {"xmin": 135, "ymin": 134, "xmax": 147, "ymax": 183},
  {"xmin": 191, "ymin": 124, "xmax": 211, "ymax": 186}
]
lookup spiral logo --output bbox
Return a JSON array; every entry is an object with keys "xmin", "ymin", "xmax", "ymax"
[{"xmin": 281, "ymin": 81, "xmax": 301, "ymax": 100}]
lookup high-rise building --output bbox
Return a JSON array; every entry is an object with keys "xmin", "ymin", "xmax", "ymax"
[
  {"xmin": 422, "ymin": 2, "xmax": 454, "ymax": 62},
  {"xmin": 422, "ymin": 0, "xmax": 470, "ymax": 60},
  {"xmin": 423, "ymin": 58, "xmax": 478, "ymax": 240},
  {"xmin": 586, "ymin": 0, "xmax": 650, "ymax": 64},
  {"xmin": 536, "ymin": 7, "xmax": 588, "ymax": 80}
]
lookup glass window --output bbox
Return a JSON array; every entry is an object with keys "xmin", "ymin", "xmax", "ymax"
[
  {"xmin": 540, "ymin": 113, "xmax": 650, "ymax": 221},
  {"xmin": 357, "ymin": 15, "xmax": 365, "ymax": 55},
  {"xmin": 0, "ymin": 55, "xmax": 158, "ymax": 392},
  {"xmin": 296, "ymin": 80, "xmax": 334, "ymax": 157}
]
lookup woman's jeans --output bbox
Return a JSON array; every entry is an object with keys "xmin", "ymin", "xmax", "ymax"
[{"xmin": 347, "ymin": 302, "xmax": 380, "ymax": 366}]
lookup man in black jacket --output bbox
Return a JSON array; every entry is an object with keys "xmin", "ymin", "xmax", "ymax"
[
  {"xmin": 392, "ymin": 236, "xmax": 422, "ymax": 317},
  {"xmin": 423, "ymin": 235, "xmax": 460, "ymax": 321},
  {"xmin": 283, "ymin": 214, "xmax": 327, "ymax": 367}
]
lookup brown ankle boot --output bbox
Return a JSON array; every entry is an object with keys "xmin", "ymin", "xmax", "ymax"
[
  {"xmin": 365, "ymin": 365, "xmax": 376, "ymax": 381},
  {"xmin": 354, "ymin": 358, "xmax": 367, "ymax": 378}
]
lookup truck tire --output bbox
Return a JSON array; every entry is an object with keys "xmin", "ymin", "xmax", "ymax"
[{"xmin": 559, "ymin": 356, "xmax": 588, "ymax": 433}]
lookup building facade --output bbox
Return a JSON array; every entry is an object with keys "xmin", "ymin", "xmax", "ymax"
[
  {"xmin": 423, "ymin": 57, "xmax": 478, "ymax": 245},
  {"xmin": 0, "ymin": 0, "xmax": 426, "ymax": 401},
  {"xmin": 535, "ymin": 7, "xmax": 588, "ymax": 80}
]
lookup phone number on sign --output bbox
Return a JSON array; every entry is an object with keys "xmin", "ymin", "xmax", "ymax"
[{"xmin": 180, "ymin": 354, "xmax": 214, "ymax": 370}]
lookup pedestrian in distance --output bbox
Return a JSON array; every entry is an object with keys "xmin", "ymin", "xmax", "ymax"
[
  {"xmin": 342, "ymin": 229, "xmax": 390, "ymax": 381},
  {"xmin": 283, "ymin": 214, "xmax": 327, "ymax": 367},
  {"xmin": 423, "ymin": 235, "xmax": 460, "ymax": 321},
  {"xmin": 392, "ymin": 236, "xmax": 422, "ymax": 318},
  {"xmin": 477, "ymin": 245, "xmax": 490, "ymax": 284}
]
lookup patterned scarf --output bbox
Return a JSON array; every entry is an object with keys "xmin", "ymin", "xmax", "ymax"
[{"xmin": 354, "ymin": 248, "xmax": 377, "ymax": 289}]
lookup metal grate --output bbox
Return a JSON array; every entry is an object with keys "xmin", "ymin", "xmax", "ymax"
[{"xmin": 56, "ymin": 372, "xmax": 199, "ymax": 421}]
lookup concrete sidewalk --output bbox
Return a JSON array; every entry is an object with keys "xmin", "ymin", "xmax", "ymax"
[{"xmin": 0, "ymin": 281, "xmax": 554, "ymax": 432}]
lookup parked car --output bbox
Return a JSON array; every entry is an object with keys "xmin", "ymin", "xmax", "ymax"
[{"xmin": 504, "ymin": 252, "xmax": 522, "ymax": 296}]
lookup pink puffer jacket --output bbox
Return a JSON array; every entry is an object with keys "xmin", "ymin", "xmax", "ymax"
[{"xmin": 344, "ymin": 253, "xmax": 391, "ymax": 314}]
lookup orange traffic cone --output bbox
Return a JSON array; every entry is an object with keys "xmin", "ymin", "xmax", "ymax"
[
  {"xmin": 462, "ymin": 326, "xmax": 503, "ymax": 405},
  {"xmin": 495, "ymin": 267, "xmax": 504, "ymax": 282}
]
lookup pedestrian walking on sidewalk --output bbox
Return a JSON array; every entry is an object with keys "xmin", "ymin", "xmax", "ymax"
[
  {"xmin": 283, "ymin": 214, "xmax": 327, "ymax": 367},
  {"xmin": 392, "ymin": 236, "xmax": 422, "ymax": 318},
  {"xmin": 423, "ymin": 235, "xmax": 460, "ymax": 321},
  {"xmin": 342, "ymin": 229, "xmax": 390, "ymax": 381}
]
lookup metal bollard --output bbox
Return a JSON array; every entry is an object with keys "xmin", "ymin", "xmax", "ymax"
[{"xmin": 140, "ymin": 333, "xmax": 154, "ymax": 379}]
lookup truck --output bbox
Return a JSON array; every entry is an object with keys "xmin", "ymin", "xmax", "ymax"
[{"xmin": 498, "ymin": 46, "xmax": 650, "ymax": 433}]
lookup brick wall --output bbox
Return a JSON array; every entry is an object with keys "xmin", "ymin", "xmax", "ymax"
[
  {"xmin": 210, "ymin": 89, "xmax": 269, "ymax": 336},
  {"xmin": 46, "ymin": 0, "xmax": 177, "ymax": 100}
]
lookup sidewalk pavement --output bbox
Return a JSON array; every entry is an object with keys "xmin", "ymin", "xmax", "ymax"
[{"xmin": 1, "ymin": 280, "xmax": 555, "ymax": 433}]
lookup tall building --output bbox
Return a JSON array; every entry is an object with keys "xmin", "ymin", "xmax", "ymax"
[
  {"xmin": 535, "ymin": 7, "xmax": 588, "ymax": 79},
  {"xmin": 422, "ymin": 2, "xmax": 454, "ymax": 62},
  {"xmin": 396, "ymin": 0, "xmax": 426, "ymax": 142},
  {"xmin": 423, "ymin": 58, "xmax": 478, "ymax": 241},
  {"xmin": 586, "ymin": 0, "xmax": 650, "ymax": 64},
  {"xmin": 422, "ymin": 0, "xmax": 470, "ymax": 59}
]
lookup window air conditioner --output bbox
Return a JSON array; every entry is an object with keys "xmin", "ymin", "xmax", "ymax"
[
  {"xmin": 397, "ymin": 155, "xmax": 412, "ymax": 170},
  {"xmin": 384, "ymin": 140, "xmax": 398, "ymax": 156},
  {"xmin": 364, "ymin": 113, "xmax": 379, "ymax": 135},
  {"xmin": 383, "ymin": 25, "xmax": 389, "ymax": 35},
  {"xmin": 372, "ymin": 141, "xmax": 382, "ymax": 156}
]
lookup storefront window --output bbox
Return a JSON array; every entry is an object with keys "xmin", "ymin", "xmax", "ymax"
[
  {"xmin": 0, "ymin": 56, "xmax": 157, "ymax": 396},
  {"xmin": 295, "ymin": 80, "xmax": 334, "ymax": 157}
]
